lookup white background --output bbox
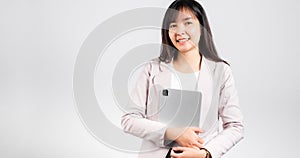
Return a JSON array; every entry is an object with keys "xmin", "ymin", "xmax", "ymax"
[{"xmin": 1, "ymin": 0, "xmax": 300, "ymax": 157}]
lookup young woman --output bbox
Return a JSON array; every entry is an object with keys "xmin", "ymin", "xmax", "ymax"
[{"xmin": 121, "ymin": 0, "xmax": 244, "ymax": 158}]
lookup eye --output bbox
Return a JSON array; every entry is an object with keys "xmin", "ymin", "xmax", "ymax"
[
  {"xmin": 169, "ymin": 23, "xmax": 177, "ymax": 29},
  {"xmin": 185, "ymin": 21, "xmax": 193, "ymax": 25}
]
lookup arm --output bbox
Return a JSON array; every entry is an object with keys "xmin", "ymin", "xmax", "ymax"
[
  {"xmin": 121, "ymin": 63, "xmax": 167, "ymax": 147},
  {"xmin": 204, "ymin": 66, "xmax": 245, "ymax": 158}
]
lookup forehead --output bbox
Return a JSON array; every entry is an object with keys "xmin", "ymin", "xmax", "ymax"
[{"xmin": 173, "ymin": 8, "xmax": 197, "ymax": 22}]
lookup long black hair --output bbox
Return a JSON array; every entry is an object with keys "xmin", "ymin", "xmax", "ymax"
[{"xmin": 159, "ymin": 0, "xmax": 228, "ymax": 65}]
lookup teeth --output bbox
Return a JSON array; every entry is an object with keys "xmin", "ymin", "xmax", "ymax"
[{"xmin": 176, "ymin": 38, "xmax": 190, "ymax": 42}]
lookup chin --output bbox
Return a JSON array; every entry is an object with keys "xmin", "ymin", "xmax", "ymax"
[{"xmin": 177, "ymin": 46, "xmax": 195, "ymax": 53}]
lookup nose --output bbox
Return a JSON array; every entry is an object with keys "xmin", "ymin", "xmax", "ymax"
[{"xmin": 175, "ymin": 24, "xmax": 186, "ymax": 35}]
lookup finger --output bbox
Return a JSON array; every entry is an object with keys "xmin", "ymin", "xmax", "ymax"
[
  {"xmin": 190, "ymin": 127, "xmax": 204, "ymax": 133},
  {"xmin": 172, "ymin": 146, "xmax": 187, "ymax": 151},
  {"xmin": 170, "ymin": 150, "xmax": 175, "ymax": 156},
  {"xmin": 197, "ymin": 137, "xmax": 204, "ymax": 144},
  {"xmin": 192, "ymin": 141, "xmax": 203, "ymax": 149},
  {"xmin": 170, "ymin": 149, "xmax": 181, "ymax": 157}
]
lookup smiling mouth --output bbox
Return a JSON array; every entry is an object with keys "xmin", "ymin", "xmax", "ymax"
[{"xmin": 176, "ymin": 37, "xmax": 190, "ymax": 43}]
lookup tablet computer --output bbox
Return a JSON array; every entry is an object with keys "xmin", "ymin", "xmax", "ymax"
[{"xmin": 158, "ymin": 88, "xmax": 202, "ymax": 128}]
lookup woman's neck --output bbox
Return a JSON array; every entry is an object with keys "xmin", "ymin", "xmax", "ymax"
[{"xmin": 173, "ymin": 48, "xmax": 201, "ymax": 73}]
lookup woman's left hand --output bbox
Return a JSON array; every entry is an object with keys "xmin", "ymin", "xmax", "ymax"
[{"xmin": 170, "ymin": 146, "xmax": 207, "ymax": 158}]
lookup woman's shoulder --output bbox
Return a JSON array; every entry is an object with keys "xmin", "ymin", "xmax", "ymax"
[
  {"xmin": 149, "ymin": 57, "xmax": 161, "ymax": 64},
  {"xmin": 142, "ymin": 57, "xmax": 173, "ymax": 76},
  {"xmin": 140, "ymin": 57, "xmax": 162, "ymax": 74},
  {"xmin": 146, "ymin": 57, "xmax": 170, "ymax": 68},
  {"xmin": 203, "ymin": 57, "xmax": 231, "ymax": 73},
  {"xmin": 204, "ymin": 58, "xmax": 234, "ymax": 86}
]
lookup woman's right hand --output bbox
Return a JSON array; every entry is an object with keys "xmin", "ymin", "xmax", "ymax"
[
  {"xmin": 165, "ymin": 127, "xmax": 204, "ymax": 149},
  {"xmin": 170, "ymin": 146, "xmax": 207, "ymax": 158}
]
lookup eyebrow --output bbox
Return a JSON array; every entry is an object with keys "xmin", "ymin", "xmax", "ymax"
[
  {"xmin": 169, "ymin": 17, "xmax": 193, "ymax": 24},
  {"xmin": 183, "ymin": 17, "xmax": 192, "ymax": 21}
]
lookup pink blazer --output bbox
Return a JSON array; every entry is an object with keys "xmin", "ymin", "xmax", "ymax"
[{"xmin": 121, "ymin": 57, "xmax": 244, "ymax": 158}]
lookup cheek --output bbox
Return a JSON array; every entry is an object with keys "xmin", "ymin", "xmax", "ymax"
[
  {"xmin": 189, "ymin": 27, "xmax": 201, "ymax": 36},
  {"xmin": 168, "ymin": 32, "xmax": 176, "ymax": 42},
  {"xmin": 189, "ymin": 28, "xmax": 201, "ymax": 42}
]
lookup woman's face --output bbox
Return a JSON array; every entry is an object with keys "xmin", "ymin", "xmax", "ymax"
[{"xmin": 168, "ymin": 9, "xmax": 201, "ymax": 54}]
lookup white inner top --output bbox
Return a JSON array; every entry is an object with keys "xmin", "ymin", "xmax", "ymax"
[{"xmin": 169, "ymin": 59, "xmax": 213, "ymax": 129}]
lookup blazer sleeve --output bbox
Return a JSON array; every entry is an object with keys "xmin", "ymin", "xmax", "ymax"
[
  {"xmin": 205, "ymin": 65, "xmax": 245, "ymax": 158},
  {"xmin": 121, "ymin": 63, "xmax": 168, "ymax": 147}
]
